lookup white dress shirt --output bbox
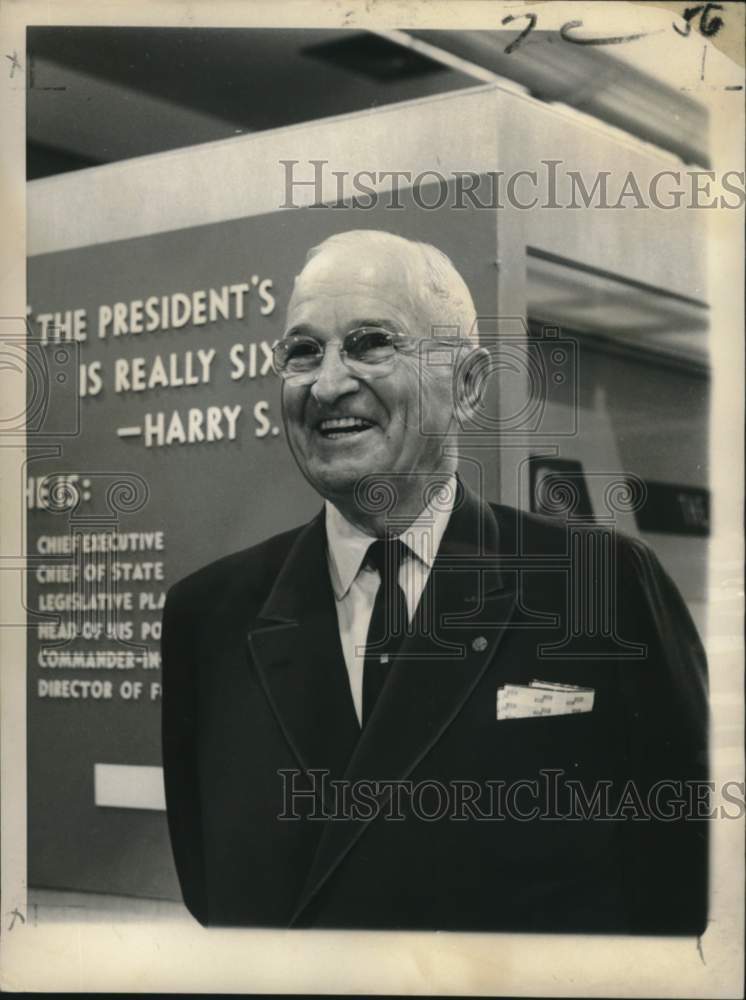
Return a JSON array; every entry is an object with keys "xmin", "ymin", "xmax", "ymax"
[{"xmin": 325, "ymin": 484, "xmax": 455, "ymax": 726}]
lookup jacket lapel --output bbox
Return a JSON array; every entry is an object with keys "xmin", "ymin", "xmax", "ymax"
[
  {"xmin": 290, "ymin": 484, "xmax": 517, "ymax": 925},
  {"xmin": 247, "ymin": 512, "xmax": 361, "ymax": 783}
]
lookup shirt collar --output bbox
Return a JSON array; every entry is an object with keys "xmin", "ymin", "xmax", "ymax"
[{"xmin": 325, "ymin": 476, "xmax": 457, "ymax": 600}]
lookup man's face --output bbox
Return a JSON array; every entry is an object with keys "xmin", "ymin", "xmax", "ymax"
[{"xmin": 281, "ymin": 243, "xmax": 459, "ymax": 504}]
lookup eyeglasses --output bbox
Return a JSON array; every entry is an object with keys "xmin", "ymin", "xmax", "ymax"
[{"xmin": 272, "ymin": 326, "xmax": 464, "ymax": 386}]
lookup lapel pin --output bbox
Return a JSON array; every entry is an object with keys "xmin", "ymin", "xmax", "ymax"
[
  {"xmin": 472, "ymin": 636, "xmax": 488, "ymax": 652},
  {"xmin": 380, "ymin": 654, "xmax": 389, "ymax": 664}
]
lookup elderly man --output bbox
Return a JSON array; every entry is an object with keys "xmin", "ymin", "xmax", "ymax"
[{"xmin": 162, "ymin": 229, "xmax": 708, "ymax": 933}]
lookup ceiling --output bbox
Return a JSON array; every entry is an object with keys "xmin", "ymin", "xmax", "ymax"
[{"xmin": 27, "ymin": 26, "xmax": 709, "ymax": 181}]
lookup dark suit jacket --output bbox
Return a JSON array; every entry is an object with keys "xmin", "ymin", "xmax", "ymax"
[{"xmin": 161, "ymin": 483, "xmax": 708, "ymax": 933}]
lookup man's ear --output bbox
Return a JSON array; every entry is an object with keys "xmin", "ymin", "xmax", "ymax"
[{"xmin": 455, "ymin": 346, "xmax": 491, "ymax": 423}]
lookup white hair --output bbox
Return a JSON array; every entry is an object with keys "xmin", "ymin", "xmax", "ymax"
[{"xmin": 299, "ymin": 229, "xmax": 479, "ymax": 345}]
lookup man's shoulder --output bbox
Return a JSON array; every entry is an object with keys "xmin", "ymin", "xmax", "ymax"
[
  {"xmin": 488, "ymin": 500, "xmax": 599, "ymax": 551},
  {"xmin": 488, "ymin": 500, "xmax": 658, "ymax": 569},
  {"xmin": 488, "ymin": 500, "xmax": 565, "ymax": 551},
  {"xmin": 165, "ymin": 519, "xmax": 315, "ymax": 613}
]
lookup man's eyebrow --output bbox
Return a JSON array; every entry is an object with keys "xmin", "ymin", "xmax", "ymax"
[
  {"xmin": 348, "ymin": 319, "xmax": 402, "ymax": 333},
  {"xmin": 282, "ymin": 323, "xmax": 318, "ymax": 339},
  {"xmin": 283, "ymin": 319, "xmax": 403, "ymax": 338}
]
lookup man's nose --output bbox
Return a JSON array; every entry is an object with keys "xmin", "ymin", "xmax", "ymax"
[{"xmin": 310, "ymin": 344, "xmax": 359, "ymax": 405}]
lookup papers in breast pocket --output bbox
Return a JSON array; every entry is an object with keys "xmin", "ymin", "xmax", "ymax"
[{"xmin": 496, "ymin": 680, "xmax": 595, "ymax": 720}]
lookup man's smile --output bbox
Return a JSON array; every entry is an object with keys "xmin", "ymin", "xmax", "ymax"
[{"xmin": 314, "ymin": 416, "xmax": 378, "ymax": 441}]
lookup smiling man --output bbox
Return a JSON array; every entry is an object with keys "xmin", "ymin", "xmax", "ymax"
[
  {"xmin": 279, "ymin": 230, "xmax": 479, "ymax": 521},
  {"xmin": 162, "ymin": 229, "xmax": 709, "ymax": 934}
]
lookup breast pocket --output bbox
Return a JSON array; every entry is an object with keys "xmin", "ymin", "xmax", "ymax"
[{"xmin": 493, "ymin": 704, "xmax": 617, "ymax": 773}]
